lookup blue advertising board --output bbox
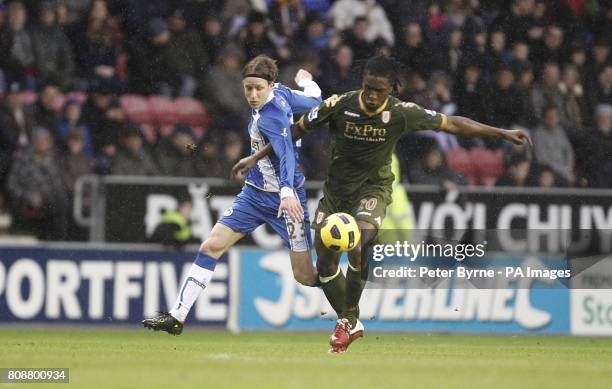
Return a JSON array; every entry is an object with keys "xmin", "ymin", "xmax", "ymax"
[
  {"xmin": 238, "ymin": 249, "xmax": 570, "ymax": 334},
  {"xmin": 0, "ymin": 246, "xmax": 233, "ymax": 327}
]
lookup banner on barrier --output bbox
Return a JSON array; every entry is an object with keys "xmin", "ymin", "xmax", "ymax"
[
  {"xmin": 0, "ymin": 247, "xmax": 234, "ymax": 327},
  {"xmin": 94, "ymin": 177, "xmax": 612, "ymax": 249},
  {"xmin": 570, "ymin": 257, "xmax": 612, "ymax": 335},
  {"xmin": 571, "ymin": 290, "xmax": 612, "ymax": 336},
  {"xmin": 4, "ymin": 245, "xmax": 611, "ymax": 336},
  {"xmin": 237, "ymin": 249, "xmax": 569, "ymax": 334}
]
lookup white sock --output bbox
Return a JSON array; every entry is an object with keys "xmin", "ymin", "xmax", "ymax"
[{"xmin": 169, "ymin": 263, "xmax": 214, "ymax": 322}]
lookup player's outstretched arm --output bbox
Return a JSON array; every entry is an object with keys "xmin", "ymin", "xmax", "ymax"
[
  {"xmin": 442, "ymin": 116, "xmax": 532, "ymax": 145},
  {"xmin": 230, "ymin": 119, "xmax": 307, "ymax": 182}
]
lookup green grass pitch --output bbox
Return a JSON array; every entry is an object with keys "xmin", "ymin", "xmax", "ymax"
[{"xmin": 1, "ymin": 328, "xmax": 612, "ymax": 389}]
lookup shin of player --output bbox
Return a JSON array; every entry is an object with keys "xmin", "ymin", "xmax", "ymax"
[{"xmin": 170, "ymin": 224, "xmax": 243, "ymax": 323}]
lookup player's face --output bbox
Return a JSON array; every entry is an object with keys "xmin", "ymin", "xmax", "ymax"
[
  {"xmin": 243, "ymin": 77, "xmax": 274, "ymax": 109},
  {"xmin": 361, "ymin": 74, "xmax": 393, "ymax": 111}
]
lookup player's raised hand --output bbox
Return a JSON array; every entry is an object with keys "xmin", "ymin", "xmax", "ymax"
[
  {"xmin": 504, "ymin": 128, "xmax": 532, "ymax": 146},
  {"xmin": 278, "ymin": 197, "xmax": 304, "ymax": 222},
  {"xmin": 230, "ymin": 156, "xmax": 257, "ymax": 183},
  {"xmin": 294, "ymin": 69, "xmax": 313, "ymax": 85}
]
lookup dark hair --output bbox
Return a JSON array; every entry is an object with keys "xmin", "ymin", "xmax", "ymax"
[
  {"xmin": 543, "ymin": 104, "xmax": 559, "ymax": 115},
  {"xmin": 363, "ymin": 55, "xmax": 403, "ymax": 92},
  {"xmin": 242, "ymin": 55, "xmax": 278, "ymax": 82},
  {"xmin": 175, "ymin": 192, "xmax": 192, "ymax": 206}
]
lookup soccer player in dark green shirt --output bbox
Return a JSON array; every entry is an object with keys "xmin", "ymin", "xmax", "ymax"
[{"xmin": 232, "ymin": 55, "xmax": 531, "ymax": 353}]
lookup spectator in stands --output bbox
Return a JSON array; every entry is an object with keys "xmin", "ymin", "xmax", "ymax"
[
  {"xmin": 462, "ymin": 25, "xmax": 487, "ymax": 75},
  {"xmin": 408, "ymin": 146, "xmax": 467, "ymax": 189},
  {"xmin": 55, "ymin": 1, "xmax": 72, "ymax": 28},
  {"xmin": 30, "ymin": 1, "xmax": 76, "ymax": 88},
  {"xmin": 430, "ymin": 72, "xmax": 457, "ymax": 117},
  {"xmin": 589, "ymin": 38, "xmax": 610, "ymax": 81},
  {"xmin": 532, "ymin": 105, "xmax": 575, "ymax": 184},
  {"xmin": 496, "ymin": 152, "xmax": 532, "ymax": 187},
  {"xmin": 121, "ymin": 0, "xmax": 175, "ymax": 37},
  {"xmin": 69, "ymin": 0, "xmax": 119, "ymax": 86},
  {"xmin": 58, "ymin": 128, "xmax": 93, "ymax": 239},
  {"xmin": 203, "ymin": 44, "xmax": 248, "ymax": 128},
  {"xmin": 155, "ymin": 124, "xmax": 198, "ymax": 177},
  {"xmin": 0, "ymin": 80, "xmax": 35, "ymax": 164},
  {"xmin": 111, "ymin": 123, "xmax": 159, "ymax": 176},
  {"xmin": 341, "ymin": 16, "xmax": 376, "ymax": 62},
  {"xmin": 60, "ymin": 0, "xmax": 95, "ymax": 25},
  {"xmin": 319, "ymin": 44, "xmax": 360, "ymax": 96},
  {"xmin": 166, "ymin": 8, "xmax": 208, "ymax": 97},
  {"xmin": 558, "ymin": 64, "xmax": 588, "ymax": 132},
  {"xmin": 515, "ymin": 63, "xmax": 538, "ymax": 127},
  {"xmin": 577, "ymin": 104, "xmax": 612, "ymax": 188},
  {"xmin": 394, "ymin": 22, "xmax": 432, "ymax": 77},
  {"xmin": 444, "ymin": 0, "xmax": 470, "ymax": 29},
  {"xmin": 434, "ymin": 27, "xmax": 463, "ymax": 76},
  {"xmin": 149, "ymin": 195, "xmax": 193, "ymax": 248},
  {"xmin": 453, "ymin": 64, "xmax": 488, "ymax": 148},
  {"xmin": 220, "ymin": 0, "xmax": 255, "ymax": 37},
  {"xmin": 570, "ymin": 44, "xmax": 589, "ymax": 86},
  {"xmin": 127, "ymin": 18, "xmax": 176, "ymax": 95},
  {"xmin": 493, "ymin": 0, "xmax": 538, "ymax": 47},
  {"xmin": 531, "ymin": 62, "xmax": 565, "ymax": 123},
  {"xmin": 6, "ymin": 127, "xmax": 68, "ymax": 240},
  {"xmin": 424, "ymin": 2, "xmax": 448, "ymax": 38},
  {"xmin": 200, "ymin": 13, "xmax": 226, "ymax": 66},
  {"xmin": 329, "ymin": 0, "xmax": 394, "ymax": 46},
  {"xmin": 509, "ymin": 41, "xmax": 531, "ymax": 74},
  {"xmin": 269, "ymin": 0, "xmax": 306, "ymax": 41},
  {"xmin": 591, "ymin": 64, "xmax": 612, "ymax": 107},
  {"xmin": 0, "ymin": 80, "xmax": 33, "ymax": 209},
  {"xmin": 59, "ymin": 127, "xmax": 93, "ymax": 194},
  {"xmin": 400, "ymin": 71, "xmax": 432, "ymax": 109},
  {"xmin": 33, "ymin": 82, "xmax": 61, "ymax": 136},
  {"xmin": 454, "ymin": 64, "xmax": 486, "ymax": 122},
  {"xmin": 530, "ymin": 25, "xmax": 566, "ymax": 71},
  {"xmin": 486, "ymin": 66, "xmax": 524, "ymax": 140},
  {"xmin": 58, "ymin": 99, "xmax": 94, "ymax": 158},
  {"xmin": 0, "ymin": 1, "xmax": 36, "ymax": 89},
  {"xmin": 239, "ymin": 11, "xmax": 278, "ymax": 61},
  {"xmin": 293, "ymin": 11, "xmax": 334, "ymax": 52},
  {"xmin": 81, "ymin": 79, "xmax": 124, "ymax": 171},
  {"xmin": 484, "ymin": 30, "xmax": 510, "ymax": 76}
]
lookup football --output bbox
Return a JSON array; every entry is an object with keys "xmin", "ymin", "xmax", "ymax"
[{"xmin": 320, "ymin": 212, "xmax": 361, "ymax": 252}]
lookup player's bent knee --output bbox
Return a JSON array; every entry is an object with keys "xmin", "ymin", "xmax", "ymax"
[
  {"xmin": 316, "ymin": 260, "xmax": 338, "ymax": 278},
  {"xmin": 200, "ymin": 238, "xmax": 226, "ymax": 258}
]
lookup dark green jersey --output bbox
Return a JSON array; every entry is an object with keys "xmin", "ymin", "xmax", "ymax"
[{"xmin": 303, "ymin": 90, "xmax": 447, "ymax": 201}]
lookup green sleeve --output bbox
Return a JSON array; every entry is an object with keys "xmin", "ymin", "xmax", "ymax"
[
  {"xmin": 302, "ymin": 94, "xmax": 346, "ymax": 133},
  {"xmin": 395, "ymin": 101, "xmax": 447, "ymax": 133}
]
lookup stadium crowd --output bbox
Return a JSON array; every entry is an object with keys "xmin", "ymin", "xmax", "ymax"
[{"xmin": 0, "ymin": 0, "xmax": 610, "ymax": 240}]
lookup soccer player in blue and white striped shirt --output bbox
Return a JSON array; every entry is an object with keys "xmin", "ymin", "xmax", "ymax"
[{"xmin": 143, "ymin": 55, "xmax": 322, "ymax": 334}]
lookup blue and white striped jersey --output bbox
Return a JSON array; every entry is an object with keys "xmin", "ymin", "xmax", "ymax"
[{"xmin": 244, "ymin": 81, "xmax": 322, "ymax": 195}]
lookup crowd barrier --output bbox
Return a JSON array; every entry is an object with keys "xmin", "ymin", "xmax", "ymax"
[{"xmin": 2, "ymin": 244, "xmax": 610, "ymax": 336}]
